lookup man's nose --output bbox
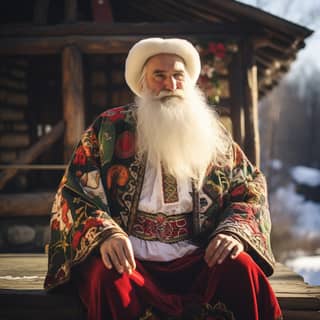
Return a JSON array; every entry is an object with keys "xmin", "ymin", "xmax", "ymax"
[{"xmin": 164, "ymin": 77, "xmax": 177, "ymax": 91}]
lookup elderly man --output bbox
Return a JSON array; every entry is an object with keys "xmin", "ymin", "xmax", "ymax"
[{"xmin": 45, "ymin": 38, "xmax": 282, "ymax": 320}]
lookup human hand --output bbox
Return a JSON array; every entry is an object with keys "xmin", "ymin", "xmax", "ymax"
[
  {"xmin": 100, "ymin": 233, "xmax": 136, "ymax": 274},
  {"xmin": 204, "ymin": 233, "xmax": 244, "ymax": 268}
]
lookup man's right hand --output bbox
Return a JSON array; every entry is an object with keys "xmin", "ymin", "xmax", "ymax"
[{"xmin": 100, "ymin": 233, "xmax": 136, "ymax": 274}]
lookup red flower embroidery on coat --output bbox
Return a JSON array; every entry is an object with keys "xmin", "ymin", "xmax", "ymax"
[
  {"xmin": 101, "ymin": 106, "xmax": 125, "ymax": 122},
  {"xmin": 73, "ymin": 146, "xmax": 87, "ymax": 166},
  {"xmin": 72, "ymin": 218, "xmax": 103, "ymax": 249},
  {"xmin": 231, "ymin": 184, "xmax": 247, "ymax": 198},
  {"xmin": 61, "ymin": 199, "xmax": 72, "ymax": 230},
  {"xmin": 51, "ymin": 219, "xmax": 60, "ymax": 230},
  {"xmin": 115, "ymin": 131, "xmax": 135, "ymax": 159},
  {"xmin": 72, "ymin": 231, "xmax": 82, "ymax": 249},
  {"xmin": 107, "ymin": 165, "xmax": 129, "ymax": 189}
]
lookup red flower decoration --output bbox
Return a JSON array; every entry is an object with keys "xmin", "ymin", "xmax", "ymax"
[
  {"xmin": 83, "ymin": 218, "xmax": 103, "ymax": 233},
  {"xmin": 73, "ymin": 146, "xmax": 87, "ymax": 166},
  {"xmin": 60, "ymin": 198, "xmax": 72, "ymax": 231},
  {"xmin": 208, "ymin": 42, "xmax": 226, "ymax": 59},
  {"xmin": 101, "ymin": 106, "xmax": 126, "ymax": 122},
  {"xmin": 231, "ymin": 184, "xmax": 247, "ymax": 198},
  {"xmin": 115, "ymin": 131, "xmax": 135, "ymax": 159},
  {"xmin": 51, "ymin": 219, "xmax": 60, "ymax": 230},
  {"xmin": 72, "ymin": 231, "xmax": 82, "ymax": 249}
]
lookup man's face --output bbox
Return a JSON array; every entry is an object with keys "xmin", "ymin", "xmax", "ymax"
[{"xmin": 144, "ymin": 54, "xmax": 186, "ymax": 99}]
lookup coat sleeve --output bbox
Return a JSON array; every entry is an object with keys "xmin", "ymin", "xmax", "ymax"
[
  {"xmin": 44, "ymin": 116, "xmax": 126, "ymax": 291},
  {"xmin": 212, "ymin": 142, "xmax": 276, "ymax": 276}
]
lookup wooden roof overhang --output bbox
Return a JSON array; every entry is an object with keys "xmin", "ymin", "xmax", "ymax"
[
  {"xmin": 0, "ymin": 0, "xmax": 313, "ymax": 168},
  {"xmin": 0, "ymin": 0, "xmax": 312, "ymax": 97},
  {"xmin": 109, "ymin": 0, "xmax": 313, "ymax": 98}
]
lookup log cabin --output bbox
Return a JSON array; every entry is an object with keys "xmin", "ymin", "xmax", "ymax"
[{"xmin": 0, "ymin": 0, "xmax": 319, "ymax": 319}]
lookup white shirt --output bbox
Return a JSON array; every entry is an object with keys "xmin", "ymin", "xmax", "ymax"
[{"xmin": 130, "ymin": 159, "xmax": 199, "ymax": 261}]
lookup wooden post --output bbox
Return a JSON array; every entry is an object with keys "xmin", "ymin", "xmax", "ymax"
[
  {"xmin": 62, "ymin": 45, "xmax": 85, "ymax": 161},
  {"xmin": 64, "ymin": 0, "xmax": 78, "ymax": 23},
  {"xmin": 33, "ymin": 0, "xmax": 50, "ymax": 25},
  {"xmin": 242, "ymin": 40, "xmax": 260, "ymax": 167},
  {"xmin": 228, "ymin": 49, "xmax": 245, "ymax": 148}
]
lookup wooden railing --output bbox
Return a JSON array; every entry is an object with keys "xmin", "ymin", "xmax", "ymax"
[{"xmin": 0, "ymin": 121, "xmax": 64, "ymax": 190}]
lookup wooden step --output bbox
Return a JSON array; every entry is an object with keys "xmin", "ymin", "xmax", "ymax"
[{"xmin": 0, "ymin": 254, "xmax": 319, "ymax": 320}]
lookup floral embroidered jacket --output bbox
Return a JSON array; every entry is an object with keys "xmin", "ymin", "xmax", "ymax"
[{"xmin": 44, "ymin": 104, "xmax": 276, "ymax": 291}]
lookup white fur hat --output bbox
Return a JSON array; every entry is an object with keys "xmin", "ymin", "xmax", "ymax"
[{"xmin": 125, "ymin": 38, "xmax": 201, "ymax": 97}]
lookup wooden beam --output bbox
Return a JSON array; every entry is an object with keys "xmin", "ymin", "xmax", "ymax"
[
  {"xmin": 0, "ymin": 192, "xmax": 55, "ymax": 217},
  {"xmin": 0, "ymin": 121, "xmax": 64, "ymax": 190},
  {"xmin": 64, "ymin": 0, "xmax": 78, "ymax": 23},
  {"xmin": 0, "ymin": 22, "xmax": 264, "ymax": 37},
  {"xmin": 62, "ymin": 45, "xmax": 85, "ymax": 161},
  {"xmin": 0, "ymin": 36, "xmax": 141, "ymax": 55},
  {"xmin": 241, "ymin": 40, "xmax": 260, "ymax": 167}
]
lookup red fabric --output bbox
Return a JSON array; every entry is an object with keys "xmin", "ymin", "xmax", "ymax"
[{"xmin": 72, "ymin": 250, "xmax": 282, "ymax": 320}]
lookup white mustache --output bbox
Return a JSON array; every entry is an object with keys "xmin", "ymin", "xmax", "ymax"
[{"xmin": 157, "ymin": 89, "xmax": 184, "ymax": 100}]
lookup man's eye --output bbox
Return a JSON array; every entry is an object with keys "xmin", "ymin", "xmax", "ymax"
[
  {"xmin": 174, "ymin": 73, "xmax": 184, "ymax": 80},
  {"xmin": 154, "ymin": 74, "xmax": 165, "ymax": 79}
]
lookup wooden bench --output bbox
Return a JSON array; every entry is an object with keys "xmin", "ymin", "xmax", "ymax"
[{"xmin": 0, "ymin": 254, "xmax": 319, "ymax": 320}]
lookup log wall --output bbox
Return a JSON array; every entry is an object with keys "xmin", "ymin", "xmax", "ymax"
[{"xmin": 0, "ymin": 58, "xmax": 30, "ymax": 164}]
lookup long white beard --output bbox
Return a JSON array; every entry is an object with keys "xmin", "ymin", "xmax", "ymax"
[{"xmin": 135, "ymin": 85, "xmax": 229, "ymax": 185}]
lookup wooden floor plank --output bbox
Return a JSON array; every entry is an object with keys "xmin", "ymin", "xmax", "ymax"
[{"xmin": 0, "ymin": 253, "xmax": 319, "ymax": 319}]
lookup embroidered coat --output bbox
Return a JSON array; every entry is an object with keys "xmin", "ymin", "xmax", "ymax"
[{"xmin": 44, "ymin": 104, "xmax": 275, "ymax": 291}]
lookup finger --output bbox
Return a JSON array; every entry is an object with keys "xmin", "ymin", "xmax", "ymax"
[
  {"xmin": 217, "ymin": 244, "xmax": 234, "ymax": 264},
  {"xmin": 207, "ymin": 239, "xmax": 228, "ymax": 267},
  {"xmin": 207, "ymin": 244, "xmax": 224, "ymax": 267},
  {"xmin": 116, "ymin": 244, "xmax": 131, "ymax": 274},
  {"xmin": 230, "ymin": 244, "xmax": 243, "ymax": 259},
  {"xmin": 109, "ymin": 250, "xmax": 124, "ymax": 274},
  {"xmin": 205, "ymin": 238, "xmax": 221, "ymax": 262},
  {"xmin": 123, "ymin": 239, "xmax": 136, "ymax": 271},
  {"xmin": 101, "ymin": 252, "xmax": 112, "ymax": 269}
]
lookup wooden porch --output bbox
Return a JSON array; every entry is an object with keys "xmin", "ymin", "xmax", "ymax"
[
  {"xmin": 0, "ymin": 254, "xmax": 319, "ymax": 320},
  {"xmin": 0, "ymin": 2, "xmax": 318, "ymax": 320}
]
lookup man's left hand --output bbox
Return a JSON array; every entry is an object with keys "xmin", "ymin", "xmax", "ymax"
[{"xmin": 204, "ymin": 233, "xmax": 244, "ymax": 268}]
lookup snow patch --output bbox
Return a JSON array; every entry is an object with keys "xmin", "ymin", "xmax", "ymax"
[
  {"xmin": 269, "ymin": 159, "xmax": 283, "ymax": 170},
  {"xmin": 270, "ymin": 184, "xmax": 320, "ymax": 237},
  {"xmin": 286, "ymin": 255, "xmax": 320, "ymax": 285},
  {"xmin": 290, "ymin": 166, "xmax": 320, "ymax": 187}
]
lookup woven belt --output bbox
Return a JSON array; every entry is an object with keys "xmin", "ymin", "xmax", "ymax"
[{"xmin": 131, "ymin": 210, "xmax": 193, "ymax": 243}]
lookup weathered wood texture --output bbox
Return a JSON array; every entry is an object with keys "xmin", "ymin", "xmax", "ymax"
[
  {"xmin": 64, "ymin": 0, "xmax": 78, "ymax": 23},
  {"xmin": 0, "ymin": 22, "xmax": 262, "ymax": 37},
  {"xmin": 0, "ymin": 121, "xmax": 64, "ymax": 190},
  {"xmin": 0, "ymin": 254, "xmax": 319, "ymax": 320},
  {"xmin": 62, "ymin": 45, "xmax": 85, "ymax": 161},
  {"xmin": 241, "ymin": 40, "xmax": 260, "ymax": 168},
  {"xmin": 228, "ymin": 50, "xmax": 245, "ymax": 149},
  {"xmin": 33, "ymin": 0, "xmax": 50, "ymax": 25},
  {"xmin": 0, "ymin": 192, "xmax": 55, "ymax": 217}
]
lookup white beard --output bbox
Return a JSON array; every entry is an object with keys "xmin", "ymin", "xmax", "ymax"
[{"xmin": 135, "ymin": 84, "xmax": 229, "ymax": 186}]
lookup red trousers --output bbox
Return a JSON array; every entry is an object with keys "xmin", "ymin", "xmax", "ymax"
[{"xmin": 72, "ymin": 250, "xmax": 282, "ymax": 320}]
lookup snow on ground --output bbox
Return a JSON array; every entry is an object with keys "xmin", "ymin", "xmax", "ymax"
[
  {"xmin": 270, "ymin": 183, "xmax": 320, "ymax": 238},
  {"xmin": 286, "ymin": 255, "xmax": 320, "ymax": 285},
  {"xmin": 270, "ymin": 165, "xmax": 320, "ymax": 285},
  {"xmin": 290, "ymin": 166, "xmax": 320, "ymax": 187}
]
